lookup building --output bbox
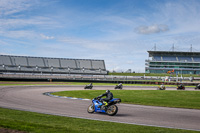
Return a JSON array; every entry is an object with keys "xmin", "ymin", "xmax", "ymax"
[
  {"xmin": 145, "ymin": 51, "xmax": 200, "ymax": 74},
  {"xmin": 0, "ymin": 55, "xmax": 107, "ymax": 75}
]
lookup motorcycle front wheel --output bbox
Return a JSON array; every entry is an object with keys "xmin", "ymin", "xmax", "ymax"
[
  {"xmin": 87, "ymin": 104, "xmax": 95, "ymax": 113},
  {"xmin": 106, "ymin": 105, "xmax": 118, "ymax": 116}
]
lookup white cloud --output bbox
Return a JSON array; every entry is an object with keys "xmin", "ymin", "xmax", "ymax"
[
  {"xmin": 40, "ymin": 34, "xmax": 54, "ymax": 40},
  {"xmin": 135, "ymin": 24, "xmax": 169, "ymax": 34}
]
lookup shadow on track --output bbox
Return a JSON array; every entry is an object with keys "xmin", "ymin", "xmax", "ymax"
[
  {"xmin": 115, "ymin": 113, "xmax": 133, "ymax": 117},
  {"xmin": 92, "ymin": 112, "xmax": 133, "ymax": 117}
]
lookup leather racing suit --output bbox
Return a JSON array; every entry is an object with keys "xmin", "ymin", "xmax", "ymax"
[{"xmin": 98, "ymin": 91, "xmax": 113, "ymax": 106}]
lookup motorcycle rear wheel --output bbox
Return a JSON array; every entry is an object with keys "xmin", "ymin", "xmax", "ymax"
[
  {"xmin": 106, "ymin": 105, "xmax": 118, "ymax": 116},
  {"xmin": 87, "ymin": 104, "xmax": 95, "ymax": 113}
]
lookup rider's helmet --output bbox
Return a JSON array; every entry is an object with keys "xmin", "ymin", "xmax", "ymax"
[{"xmin": 106, "ymin": 90, "xmax": 110, "ymax": 93}]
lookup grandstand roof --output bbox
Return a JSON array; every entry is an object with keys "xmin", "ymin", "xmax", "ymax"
[
  {"xmin": 148, "ymin": 51, "xmax": 200, "ymax": 57},
  {"xmin": 0, "ymin": 54, "xmax": 104, "ymax": 61}
]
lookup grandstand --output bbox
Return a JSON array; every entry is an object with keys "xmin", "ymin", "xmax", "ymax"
[
  {"xmin": 145, "ymin": 51, "xmax": 200, "ymax": 74},
  {"xmin": 0, "ymin": 55, "xmax": 107, "ymax": 75}
]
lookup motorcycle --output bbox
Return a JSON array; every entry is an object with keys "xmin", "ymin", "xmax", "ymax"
[
  {"xmin": 195, "ymin": 84, "xmax": 200, "ymax": 90},
  {"xmin": 177, "ymin": 84, "xmax": 185, "ymax": 90},
  {"xmin": 84, "ymin": 84, "xmax": 93, "ymax": 89},
  {"xmin": 115, "ymin": 84, "xmax": 123, "ymax": 89},
  {"xmin": 87, "ymin": 97, "xmax": 121, "ymax": 116},
  {"xmin": 157, "ymin": 86, "xmax": 166, "ymax": 90}
]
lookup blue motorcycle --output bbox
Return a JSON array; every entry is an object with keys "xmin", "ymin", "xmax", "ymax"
[{"xmin": 87, "ymin": 97, "xmax": 121, "ymax": 116}]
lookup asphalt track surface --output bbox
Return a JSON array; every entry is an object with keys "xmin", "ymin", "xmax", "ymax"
[{"xmin": 0, "ymin": 85, "xmax": 200, "ymax": 131}]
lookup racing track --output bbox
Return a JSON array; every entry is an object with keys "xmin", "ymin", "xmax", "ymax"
[{"xmin": 0, "ymin": 85, "xmax": 200, "ymax": 131}]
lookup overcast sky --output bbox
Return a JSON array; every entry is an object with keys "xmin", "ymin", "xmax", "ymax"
[{"xmin": 1, "ymin": 0, "xmax": 200, "ymax": 72}]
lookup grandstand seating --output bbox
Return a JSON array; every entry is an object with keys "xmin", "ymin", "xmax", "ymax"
[
  {"xmin": 193, "ymin": 57, "xmax": 200, "ymax": 62},
  {"xmin": 0, "ymin": 56, "xmax": 12, "ymax": 65},
  {"xmin": 28, "ymin": 57, "xmax": 45, "ymax": 67},
  {"xmin": 60, "ymin": 59, "xmax": 76, "ymax": 68},
  {"xmin": 77, "ymin": 60, "xmax": 92, "ymax": 69},
  {"xmin": 11, "ymin": 56, "xmax": 28, "ymax": 66},
  {"xmin": 92, "ymin": 60, "xmax": 105, "ymax": 69},
  {"xmin": 44, "ymin": 58, "xmax": 60, "ymax": 67},
  {"xmin": 162, "ymin": 56, "xmax": 177, "ymax": 61},
  {"xmin": 0, "ymin": 55, "xmax": 107, "ymax": 75},
  {"xmin": 153, "ymin": 56, "xmax": 161, "ymax": 61},
  {"xmin": 153, "ymin": 55, "xmax": 195, "ymax": 62},
  {"xmin": 178, "ymin": 56, "xmax": 192, "ymax": 62}
]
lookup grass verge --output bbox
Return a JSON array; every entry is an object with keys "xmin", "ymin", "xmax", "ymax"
[
  {"xmin": 52, "ymin": 90, "xmax": 200, "ymax": 109},
  {"xmin": 0, "ymin": 107, "xmax": 198, "ymax": 133}
]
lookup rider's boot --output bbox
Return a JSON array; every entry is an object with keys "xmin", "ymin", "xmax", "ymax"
[{"xmin": 98, "ymin": 101, "xmax": 107, "ymax": 108}]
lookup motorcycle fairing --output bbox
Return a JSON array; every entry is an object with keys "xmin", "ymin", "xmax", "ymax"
[{"xmin": 93, "ymin": 99, "xmax": 106, "ymax": 113}]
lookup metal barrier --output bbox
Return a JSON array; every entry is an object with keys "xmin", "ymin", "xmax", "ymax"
[{"xmin": 0, "ymin": 73, "xmax": 198, "ymax": 85}]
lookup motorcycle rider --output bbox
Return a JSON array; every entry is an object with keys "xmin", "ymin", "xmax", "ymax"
[
  {"xmin": 85, "ymin": 83, "xmax": 93, "ymax": 89},
  {"xmin": 180, "ymin": 84, "xmax": 183, "ymax": 88},
  {"xmin": 160, "ymin": 83, "xmax": 165, "ymax": 89},
  {"xmin": 196, "ymin": 84, "xmax": 200, "ymax": 89},
  {"xmin": 118, "ymin": 83, "xmax": 122, "ymax": 87},
  {"xmin": 97, "ymin": 90, "xmax": 113, "ymax": 107},
  {"xmin": 115, "ymin": 83, "xmax": 122, "ymax": 88},
  {"xmin": 197, "ymin": 84, "xmax": 200, "ymax": 87},
  {"xmin": 177, "ymin": 83, "xmax": 184, "ymax": 89},
  {"xmin": 87, "ymin": 83, "xmax": 92, "ymax": 87}
]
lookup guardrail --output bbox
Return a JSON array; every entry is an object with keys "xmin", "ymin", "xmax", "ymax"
[
  {"xmin": 0, "ymin": 73, "xmax": 199, "ymax": 86},
  {"xmin": 0, "ymin": 73, "xmax": 199, "ymax": 82}
]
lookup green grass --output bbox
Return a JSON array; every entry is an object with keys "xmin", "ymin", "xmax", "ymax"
[
  {"xmin": 0, "ymin": 107, "xmax": 198, "ymax": 133},
  {"xmin": 52, "ymin": 90, "xmax": 200, "ymax": 109}
]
